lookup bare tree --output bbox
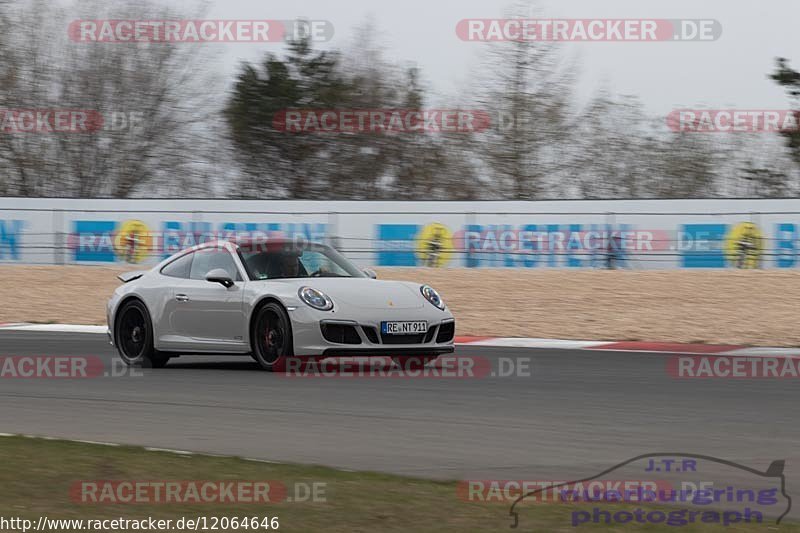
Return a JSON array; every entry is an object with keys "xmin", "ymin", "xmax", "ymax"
[
  {"xmin": 649, "ymin": 131, "xmax": 719, "ymax": 198},
  {"xmin": 0, "ymin": 0, "xmax": 227, "ymax": 197},
  {"xmin": 469, "ymin": 13, "xmax": 574, "ymax": 199}
]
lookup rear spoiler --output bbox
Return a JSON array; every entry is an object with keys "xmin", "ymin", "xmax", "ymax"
[{"xmin": 117, "ymin": 271, "xmax": 146, "ymax": 283}]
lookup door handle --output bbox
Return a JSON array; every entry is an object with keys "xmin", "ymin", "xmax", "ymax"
[{"xmin": 175, "ymin": 294, "xmax": 190, "ymax": 302}]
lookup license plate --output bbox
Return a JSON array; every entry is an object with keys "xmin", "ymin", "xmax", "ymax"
[{"xmin": 381, "ymin": 321, "xmax": 427, "ymax": 335}]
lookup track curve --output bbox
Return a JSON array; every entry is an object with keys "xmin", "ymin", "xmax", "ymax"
[{"xmin": 0, "ymin": 330, "xmax": 798, "ymax": 488}]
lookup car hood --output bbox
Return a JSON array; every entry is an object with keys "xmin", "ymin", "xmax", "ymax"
[{"xmin": 257, "ymin": 278, "xmax": 425, "ymax": 310}]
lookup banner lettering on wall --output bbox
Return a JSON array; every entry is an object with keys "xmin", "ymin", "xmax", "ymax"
[
  {"xmin": 679, "ymin": 222, "xmax": 765, "ymax": 269},
  {"xmin": 377, "ymin": 223, "xmax": 674, "ymax": 268},
  {"xmin": 1, "ymin": 198, "xmax": 800, "ymax": 269},
  {"xmin": 70, "ymin": 220, "xmax": 327, "ymax": 264},
  {"xmin": 0, "ymin": 219, "xmax": 23, "ymax": 261}
]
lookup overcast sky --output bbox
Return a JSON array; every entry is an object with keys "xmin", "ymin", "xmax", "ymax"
[{"xmin": 173, "ymin": 0, "xmax": 797, "ymax": 115}]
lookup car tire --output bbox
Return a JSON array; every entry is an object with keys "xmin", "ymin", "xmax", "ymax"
[
  {"xmin": 252, "ymin": 302, "xmax": 296, "ymax": 372},
  {"xmin": 115, "ymin": 299, "xmax": 170, "ymax": 369},
  {"xmin": 391, "ymin": 355, "xmax": 438, "ymax": 370}
]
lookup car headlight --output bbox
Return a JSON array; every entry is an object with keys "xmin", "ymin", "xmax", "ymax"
[
  {"xmin": 299, "ymin": 286, "xmax": 334, "ymax": 311},
  {"xmin": 420, "ymin": 285, "xmax": 445, "ymax": 310}
]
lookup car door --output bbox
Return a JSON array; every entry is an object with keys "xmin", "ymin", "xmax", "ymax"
[
  {"xmin": 170, "ymin": 247, "xmax": 248, "ymax": 351},
  {"xmin": 156, "ymin": 251, "xmax": 195, "ymax": 348}
]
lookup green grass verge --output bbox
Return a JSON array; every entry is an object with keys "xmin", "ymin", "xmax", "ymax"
[{"xmin": 0, "ymin": 436, "xmax": 796, "ymax": 532}]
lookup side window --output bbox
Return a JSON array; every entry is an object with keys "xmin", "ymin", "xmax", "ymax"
[
  {"xmin": 189, "ymin": 248, "xmax": 242, "ymax": 282},
  {"xmin": 160, "ymin": 252, "xmax": 193, "ymax": 279}
]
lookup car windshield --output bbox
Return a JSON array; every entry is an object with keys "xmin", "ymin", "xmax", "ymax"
[{"xmin": 240, "ymin": 242, "xmax": 365, "ymax": 281}]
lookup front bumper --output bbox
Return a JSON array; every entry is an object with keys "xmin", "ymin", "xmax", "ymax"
[
  {"xmin": 322, "ymin": 345, "xmax": 455, "ymax": 357},
  {"xmin": 288, "ymin": 305, "xmax": 455, "ymax": 357}
]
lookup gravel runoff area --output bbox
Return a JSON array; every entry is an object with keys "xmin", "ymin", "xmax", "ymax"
[{"xmin": 1, "ymin": 265, "xmax": 799, "ymax": 347}]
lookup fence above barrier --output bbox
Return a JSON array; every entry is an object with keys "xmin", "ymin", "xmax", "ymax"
[{"xmin": 1, "ymin": 198, "xmax": 800, "ymax": 269}]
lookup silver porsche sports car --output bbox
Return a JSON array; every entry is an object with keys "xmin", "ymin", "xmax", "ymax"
[{"xmin": 107, "ymin": 238, "xmax": 455, "ymax": 371}]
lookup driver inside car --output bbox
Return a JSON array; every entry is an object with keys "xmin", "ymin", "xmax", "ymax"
[{"xmin": 268, "ymin": 251, "xmax": 307, "ymax": 279}]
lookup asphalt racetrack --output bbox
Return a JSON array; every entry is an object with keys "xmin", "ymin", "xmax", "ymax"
[{"xmin": 1, "ymin": 330, "xmax": 798, "ymax": 515}]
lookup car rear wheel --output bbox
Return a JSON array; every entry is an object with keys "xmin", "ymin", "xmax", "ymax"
[
  {"xmin": 115, "ymin": 300, "xmax": 170, "ymax": 368},
  {"xmin": 391, "ymin": 355, "xmax": 438, "ymax": 370},
  {"xmin": 252, "ymin": 302, "xmax": 296, "ymax": 372}
]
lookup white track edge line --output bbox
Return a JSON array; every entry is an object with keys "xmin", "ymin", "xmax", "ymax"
[{"xmin": 0, "ymin": 433, "xmax": 287, "ymax": 464}]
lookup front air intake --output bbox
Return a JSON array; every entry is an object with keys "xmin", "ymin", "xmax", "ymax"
[
  {"xmin": 321, "ymin": 323, "xmax": 362, "ymax": 345},
  {"xmin": 362, "ymin": 326, "xmax": 380, "ymax": 344},
  {"xmin": 436, "ymin": 321, "xmax": 455, "ymax": 343}
]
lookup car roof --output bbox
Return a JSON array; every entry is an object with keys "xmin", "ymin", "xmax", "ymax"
[{"xmin": 197, "ymin": 238, "xmax": 325, "ymax": 252}]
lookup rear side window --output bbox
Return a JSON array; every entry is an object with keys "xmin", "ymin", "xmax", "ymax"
[
  {"xmin": 160, "ymin": 253, "xmax": 193, "ymax": 279},
  {"xmin": 189, "ymin": 248, "xmax": 242, "ymax": 282}
]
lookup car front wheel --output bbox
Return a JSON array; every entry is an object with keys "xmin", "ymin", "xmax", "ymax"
[
  {"xmin": 115, "ymin": 299, "xmax": 170, "ymax": 368},
  {"xmin": 252, "ymin": 302, "xmax": 295, "ymax": 372}
]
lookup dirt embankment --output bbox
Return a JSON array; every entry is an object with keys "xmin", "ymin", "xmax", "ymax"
[{"xmin": 1, "ymin": 266, "xmax": 798, "ymax": 346}]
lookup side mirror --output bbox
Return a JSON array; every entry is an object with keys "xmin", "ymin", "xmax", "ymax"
[
  {"xmin": 205, "ymin": 268, "xmax": 235, "ymax": 288},
  {"xmin": 363, "ymin": 268, "xmax": 377, "ymax": 279}
]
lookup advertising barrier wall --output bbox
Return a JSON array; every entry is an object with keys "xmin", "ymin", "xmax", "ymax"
[{"xmin": 1, "ymin": 198, "xmax": 800, "ymax": 269}]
